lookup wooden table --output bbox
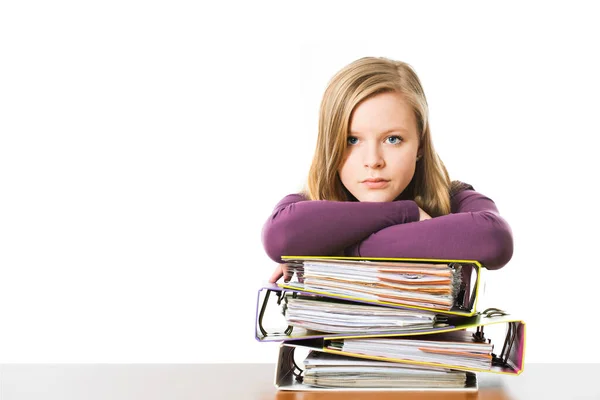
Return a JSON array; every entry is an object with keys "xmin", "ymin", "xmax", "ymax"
[{"xmin": 1, "ymin": 364, "xmax": 598, "ymax": 399}]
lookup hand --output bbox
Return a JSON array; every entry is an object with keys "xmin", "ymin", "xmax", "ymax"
[
  {"xmin": 268, "ymin": 263, "xmax": 291, "ymax": 283},
  {"xmin": 268, "ymin": 264, "xmax": 283, "ymax": 283},
  {"xmin": 418, "ymin": 207, "xmax": 432, "ymax": 221}
]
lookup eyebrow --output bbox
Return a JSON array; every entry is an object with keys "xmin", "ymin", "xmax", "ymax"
[{"xmin": 349, "ymin": 128, "xmax": 410, "ymax": 135}]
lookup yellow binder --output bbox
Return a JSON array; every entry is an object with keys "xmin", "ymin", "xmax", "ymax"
[
  {"xmin": 280, "ymin": 311, "xmax": 525, "ymax": 377},
  {"xmin": 279, "ymin": 256, "xmax": 484, "ymax": 317}
]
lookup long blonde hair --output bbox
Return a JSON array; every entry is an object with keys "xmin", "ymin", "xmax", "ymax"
[{"xmin": 304, "ymin": 56, "xmax": 457, "ymax": 217}]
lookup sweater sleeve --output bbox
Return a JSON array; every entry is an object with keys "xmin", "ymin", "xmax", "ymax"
[
  {"xmin": 345, "ymin": 189, "xmax": 514, "ymax": 270},
  {"xmin": 261, "ymin": 194, "xmax": 420, "ymax": 263}
]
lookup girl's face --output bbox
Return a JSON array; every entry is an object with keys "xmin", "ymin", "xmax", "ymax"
[{"xmin": 338, "ymin": 91, "xmax": 420, "ymax": 202}]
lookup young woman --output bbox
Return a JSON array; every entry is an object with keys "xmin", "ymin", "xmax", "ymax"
[{"xmin": 262, "ymin": 57, "xmax": 513, "ymax": 282}]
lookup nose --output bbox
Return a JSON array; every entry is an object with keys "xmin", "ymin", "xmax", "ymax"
[{"xmin": 363, "ymin": 143, "xmax": 385, "ymax": 169}]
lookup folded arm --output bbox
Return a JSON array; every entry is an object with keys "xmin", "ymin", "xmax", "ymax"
[
  {"xmin": 345, "ymin": 190, "xmax": 514, "ymax": 270},
  {"xmin": 261, "ymin": 194, "xmax": 420, "ymax": 263}
]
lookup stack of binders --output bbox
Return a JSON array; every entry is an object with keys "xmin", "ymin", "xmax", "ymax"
[{"xmin": 255, "ymin": 256, "xmax": 526, "ymax": 392}]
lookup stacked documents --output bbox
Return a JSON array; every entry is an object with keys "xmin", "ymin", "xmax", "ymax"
[
  {"xmin": 255, "ymin": 256, "xmax": 526, "ymax": 391},
  {"xmin": 303, "ymin": 352, "xmax": 468, "ymax": 389},
  {"xmin": 286, "ymin": 258, "xmax": 462, "ymax": 311},
  {"xmin": 284, "ymin": 294, "xmax": 441, "ymax": 333},
  {"xmin": 328, "ymin": 330, "xmax": 494, "ymax": 370}
]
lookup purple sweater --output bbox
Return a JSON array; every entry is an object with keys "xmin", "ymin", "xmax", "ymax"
[{"xmin": 261, "ymin": 183, "xmax": 513, "ymax": 270}]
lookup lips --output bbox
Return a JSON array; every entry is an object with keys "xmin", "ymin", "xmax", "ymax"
[
  {"xmin": 362, "ymin": 178, "xmax": 389, "ymax": 183},
  {"xmin": 362, "ymin": 179, "xmax": 390, "ymax": 189}
]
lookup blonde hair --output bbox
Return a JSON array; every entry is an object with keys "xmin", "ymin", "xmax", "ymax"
[{"xmin": 303, "ymin": 56, "xmax": 458, "ymax": 217}]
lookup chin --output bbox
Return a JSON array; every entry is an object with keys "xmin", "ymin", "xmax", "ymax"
[{"xmin": 357, "ymin": 193, "xmax": 394, "ymax": 203}]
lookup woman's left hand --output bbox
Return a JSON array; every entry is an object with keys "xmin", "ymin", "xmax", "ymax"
[{"xmin": 269, "ymin": 264, "xmax": 285, "ymax": 283}]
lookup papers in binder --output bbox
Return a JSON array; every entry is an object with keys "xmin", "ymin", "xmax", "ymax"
[
  {"xmin": 258, "ymin": 256, "xmax": 524, "ymax": 391},
  {"xmin": 280, "ymin": 256, "xmax": 482, "ymax": 316},
  {"xmin": 284, "ymin": 294, "xmax": 441, "ymax": 334},
  {"xmin": 275, "ymin": 343, "xmax": 479, "ymax": 391},
  {"xmin": 328, "ymin": 330, "xmax": 494, "ymax": 370},
  {"xmin": 288, "ymin": 311, "xmax": 526, "ymax": 375},
  {"xmin": 255, "ymin": 283, "xmax": 455, "ymax": 342},
  {"xmin": 303, "ymin": 352, "xmax": 470, "ymax": 389}
]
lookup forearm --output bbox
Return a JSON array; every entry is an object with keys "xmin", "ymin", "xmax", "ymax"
[
  {"xmin": 262, "ymin": 194, "xmax": 420, "ymax": 263},
  {"xmin": 345, "ymin": 211, "xmax": 513, "ymax": 270}
]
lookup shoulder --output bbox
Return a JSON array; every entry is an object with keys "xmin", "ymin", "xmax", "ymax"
[
  {"xmin": 273, "ymin": 192, "xmax": 310, "ymax": 209},
  {"xmin": 449, "ymin": 180, "xmax": 500, "ymax": 214},
  {"xmin": 450, "ymin": 180, "xmax": 475, "ymax": 197},
  {"xmin": 450, "ymin": 180, "xmax": 476, "ymax": 213}
]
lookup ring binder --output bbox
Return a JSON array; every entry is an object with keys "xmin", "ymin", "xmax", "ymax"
[
  {"xmin": 279, "ymin": 256, "xmax": 484, "ymax": 316},
  {"xmin": 288, "ymin": 314, "xmax": 525, "ymax": 375},
  {"xmin": 255, "ymin": 283, "xmax": 456, "ymax": 342},
  {"xmin": 256, "ymin": 288, "xmax": 525, "ymax": 375},
  {"xmin": 275, "ymin": 344, "xmax": 479, "ymax": 391},
  {"xmin": 261, "ymin": 255, "xmax": 524, "ymax": 391}
]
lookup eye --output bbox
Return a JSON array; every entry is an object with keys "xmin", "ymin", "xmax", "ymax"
[
  {"xmin": 347, "ymin": 136, "xmax": 359, "ymax": 145},
  {"xmin": 386, "ymin": 135, "xmax": 403, "ymax": 145}
]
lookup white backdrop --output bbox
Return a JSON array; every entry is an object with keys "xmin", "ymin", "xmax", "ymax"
[{"xmin": 1, "ymin": 1, "xmax": 598, "ymax": 363}]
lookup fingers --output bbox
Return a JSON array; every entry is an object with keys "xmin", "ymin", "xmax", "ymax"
[
  {"xmin": 418, "ymin": 207, "xmax": 432, "ymax": 221},
  {"xmin": 281, "ymin": 263, "xmax": 292, "ymax": 282},
  {"xmin": 268, "ymin": 265, "xmax": 284, "ymax": 283}
]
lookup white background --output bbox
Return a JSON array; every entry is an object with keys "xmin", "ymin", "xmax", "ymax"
[{"xmin": 1, "ymin": 1, "xmax": 598, "ymax": 363}]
